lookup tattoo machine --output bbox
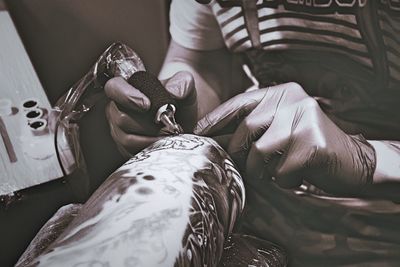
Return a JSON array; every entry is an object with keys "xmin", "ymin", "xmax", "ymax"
[
  {"xmin": 97, "ymin": 43, "xmax": 183, "ymax": 135},
  {"xmin": 54, "ymin": 43, "xmax": 184, "ymax": 176}
]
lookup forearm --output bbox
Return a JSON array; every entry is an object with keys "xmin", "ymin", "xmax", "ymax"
[
  {"xmin": 369, "ymin": 140, "xmax": 400, "ymax": 184},
  {"xmin": 159, "ymin": 40, "xmax": 240, "ymax": 119},
  {"xmin": 359, "ymin": 140, "xmax": 400, "ymax": 201}
]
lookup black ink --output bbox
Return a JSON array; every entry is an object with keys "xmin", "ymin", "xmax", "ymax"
[
  {"xmin": 143, "ymin": 175, "xmax": 155, "ymax": 181},
  {"xmin": 126, "ymin": 135, "xmax": 205, "ymax": 164},
  {"xmin": 136, "ymin": 187, "xmax": 153, "ymax": 195}
]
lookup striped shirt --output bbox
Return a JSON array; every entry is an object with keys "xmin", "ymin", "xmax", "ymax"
[{"xmin": 170, "ymin": 0, "xmax": 400, "ymax": 87}]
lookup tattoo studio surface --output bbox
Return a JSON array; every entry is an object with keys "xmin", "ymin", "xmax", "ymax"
[{"xmin": 18, "ymin": 135, "xmax": 246, "ymax": 267}]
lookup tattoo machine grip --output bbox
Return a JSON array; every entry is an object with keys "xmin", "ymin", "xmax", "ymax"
[
  {"xmin": 127, "ymin": 71, "xmax": 176, "ymax": 117},
  {"xmin": 128, "ymin": 71, "xmax": 182, "ymax": 135}
]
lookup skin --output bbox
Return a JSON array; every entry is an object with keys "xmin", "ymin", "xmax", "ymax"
[{"xmin": 27, "ymin": 135, "xmax": 244, "ymax": 267}]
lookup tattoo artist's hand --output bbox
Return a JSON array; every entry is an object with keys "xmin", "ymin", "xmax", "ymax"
[
  {"xmin": 194, "ymin": 82, "xmax": 376, "ymax": 195},
  {"xmin": 105, "ymin": 71, "xmax": 197, "ymax": 157}
]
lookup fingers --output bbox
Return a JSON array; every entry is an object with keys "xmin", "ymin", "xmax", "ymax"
[
  {"xmin": 273, "ymin": 145, "xmax": 307, "ymax": 189},
  {"xmin": 105, "ymin": 72, "xmax": 199, "ymax": 155},
  {"xmin": 164, "ymin": 71, "xmax": 197, "ymax": 105},
  {"xmin": 245, "ymin": 110, "xmax": 304, "ymax": 188},
  {"xmin": 194, "ymin": 89, "xmax": 268, "ymax": 136},
  {"xmin": 225, "ymin": 82, "xmax": 302, "ymax": 168},
  {"xmin": 198, "ymin": 82, "xmax": 320, "ymax": 190},
  {"xmin": 193, "ymin": 82, "xmax": 306, "ymax": 136},
  {"xmin": 106, "ymin": 101, "xmax": 160, "ymax": 136},
  {"xmin": 105, "ymin": 77, "xmax": 150, "ymax": 112},
  {"xmin": 164, "ymin": 71, "xmax": 198, "ymax": 132},
  {"xmin": 108, "ymin": 112, "xmax": 160, "ymax": 155},
  {"xmin": 245, "ymin": 118, "xmax": 289, "ymax": 180},
  {"xmin": 227, "ymin": 109, "xmax": 273, "ymax": 170}
]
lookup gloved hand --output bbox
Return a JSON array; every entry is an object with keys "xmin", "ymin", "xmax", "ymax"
[
  {"xmin": 105, "ymin": 71, "xmax": 197, "ymax": 157},
  {"xmin": 194, "ymin": 82, "xmax": 376, "ymax": 195}
]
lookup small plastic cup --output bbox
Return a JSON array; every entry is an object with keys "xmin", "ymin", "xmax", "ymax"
[
  {"xmin": 29, "ymin": 118, "xmax": 48, "ymax": 136},
  {"xmin": 25, "ymin": 108, "xmax": 44, "ymax": 124},
  {"xmin": 21, "ymin": 98, "xmax": 40, "ymax": 112}
]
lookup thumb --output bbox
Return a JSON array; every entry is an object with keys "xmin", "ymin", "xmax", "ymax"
[
  {"xmin": 163, "ymin": 71, "xmax": 197, "ymax": 132},
  {"xmin": 163, "ymin": 71, "xmax": 197, "ymax": 107}
]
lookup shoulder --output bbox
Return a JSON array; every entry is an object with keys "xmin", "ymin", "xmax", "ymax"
[{"xmin": 170, "ymin": 0, "xmax": 225, "ymax": 51}]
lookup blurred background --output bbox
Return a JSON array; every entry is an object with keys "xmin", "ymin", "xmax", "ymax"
[
  {"xmin": 1, "ymin": 1, "xmax": 172, "ymax": 265},
  {"xmin": 6, "ymin": 0, "xmax": 171, "ymax": 103}
]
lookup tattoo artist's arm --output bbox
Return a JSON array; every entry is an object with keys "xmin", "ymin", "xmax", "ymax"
[
  {"xmin": 369, "ymin": 141, "xmax": 400, "ymax": 183},
  {"xmin": 358, "ymin": 141, "xmax": 400, "ymax": 201}
]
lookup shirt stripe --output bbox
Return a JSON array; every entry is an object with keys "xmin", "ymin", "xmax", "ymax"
[{"xmin": 211, "ymin": 2, "xmax": 399, "ymax": 84}]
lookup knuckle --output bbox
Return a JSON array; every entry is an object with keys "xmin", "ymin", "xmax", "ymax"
[
  {"xmin": 104, "ymin": 77, "xmax": 120, "ymax": 91},
  {"xmin": 301, "ymin": 97, "xmax": 319, "ymax": 110},
  {"xmin": 292, "ymin": 98, "xmax": 322, "ymax": 134},
  {"xmin": 284, "ymin": 82, "xmax": 308, "ymax": 99},
  {"xmin": 287, "ymin": 81, "xmax": 303, "ymax": 89},
  {"xmin": 243, "ymin": 117, "xmax": 255, "ymax": 131},
  {"xmin": 286, "ymin": 81, "xmax": 304, "ymax": 92},
  {"xmin": 277, "ymin": 81, "xmax": 303, "ymax": 93}
]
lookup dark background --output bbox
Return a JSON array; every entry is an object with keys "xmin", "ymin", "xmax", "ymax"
[{"xmin": 5, "ymin": 0, "xmax": 170, "ymax": 103}]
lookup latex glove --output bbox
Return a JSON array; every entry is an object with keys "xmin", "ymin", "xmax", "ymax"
[
  {"xmin": 194, "ymin": 82, "xmax": 376, "ymax": 195},
  {"xmin": 105, "ymin": 71, "xmax": 197, "ymax": 157}
]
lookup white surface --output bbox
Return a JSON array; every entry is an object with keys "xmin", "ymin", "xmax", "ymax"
[
  {"xmin": 0, "ymin": 11, "xmax": 63, "ymax": 195},
  {"xmin": 0, "ymin": 98, "xmax": 12, "ymax": 115}
]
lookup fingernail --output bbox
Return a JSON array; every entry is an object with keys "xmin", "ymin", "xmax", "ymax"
[{"xmin": 129, "ymin": 95, "xmax": 150, "ymax": 110}]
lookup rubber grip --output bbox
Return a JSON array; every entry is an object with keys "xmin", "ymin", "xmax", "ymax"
[{"xmin": 127, "ymin": 71, "xmax": 176, "ymax": 116}]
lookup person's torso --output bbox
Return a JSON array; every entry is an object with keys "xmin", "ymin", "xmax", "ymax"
[{"xmin": 209, "ymin": 0, "xmax": 400, "ymax": 89}]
